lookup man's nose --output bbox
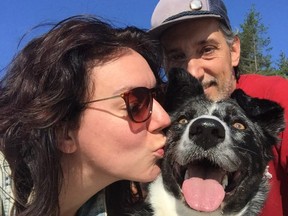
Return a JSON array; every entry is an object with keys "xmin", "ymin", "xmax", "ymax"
[{"xmin": 186, "ymin": 58, "xmax": 205, "ymax": 80}]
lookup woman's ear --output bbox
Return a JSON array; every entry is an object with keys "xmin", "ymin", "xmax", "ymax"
[
  {"xmin": 231, "ymin": 36, "xmax": 241, "ymax": 67},
  {"xmin": 58, "ymin": 128, "xmax": 78, "ymax": 154}
]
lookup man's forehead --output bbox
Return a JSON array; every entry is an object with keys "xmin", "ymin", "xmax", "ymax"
[{"xmin": 161, "ymin": 20, "xmax": 222, "ymax": 48}]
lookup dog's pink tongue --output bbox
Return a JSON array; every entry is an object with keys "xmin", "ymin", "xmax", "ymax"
[{"xmin": 182, "ymin": 166, "xmax": 225, "ymax": 212}]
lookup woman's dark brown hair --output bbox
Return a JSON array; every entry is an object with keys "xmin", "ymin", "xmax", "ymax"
[{"xmin": 0, "ymin": 15, "xmax": 163, "ymax": 216}]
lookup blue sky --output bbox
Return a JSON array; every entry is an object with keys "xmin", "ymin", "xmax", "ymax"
[{"xmin": 1, "ymin": 0, "xmax": 287, "ymax": 77}]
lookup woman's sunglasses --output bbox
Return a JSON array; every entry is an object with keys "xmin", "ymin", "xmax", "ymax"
[{"xmin": 82, "ymin": 86, "xmax": 166, "ymax": 123}]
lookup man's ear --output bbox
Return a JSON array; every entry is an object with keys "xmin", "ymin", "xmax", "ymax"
[
  {"xmin": 58, "ymin": 129, "xmax": 78, "ymax": 154},
  {"xmin": 231, "ymin": 36, "xmax": 241, "ymax": 67}
]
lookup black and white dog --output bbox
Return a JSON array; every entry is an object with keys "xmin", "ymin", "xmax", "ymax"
[{"xmin": 131, "ymin": 68, "xmax": 285, "ymax": 216}]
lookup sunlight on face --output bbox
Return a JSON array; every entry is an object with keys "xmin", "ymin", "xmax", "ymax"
[
  {"xmin": 66, "ymin": 49, "xmax": 169, "ymax": 187},
  {"xmin": 161, "ymin": 18, "xmax": 240, "ymax": 101}
]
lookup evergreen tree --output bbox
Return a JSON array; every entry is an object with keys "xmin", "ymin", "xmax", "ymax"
[
  {"xmin": 238, "ymin": 5, "xmax": 272, "ymax": 74},
  {"xmin": 277, "ymin": 52, "xmax": 288, "ymax": 77}
]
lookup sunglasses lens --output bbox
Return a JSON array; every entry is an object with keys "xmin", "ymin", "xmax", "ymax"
[{"xmin": 127, "ymin": 87, "xmax": 152, "ymax": 123}]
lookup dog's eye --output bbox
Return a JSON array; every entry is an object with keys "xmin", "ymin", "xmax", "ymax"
[
  {"xmin": 232, "ymin": 122, "xmax": 246, "ymax": 130},
  {"xmin": 178, "ymin": 118, "xmax": 188, "ymax": 125}
]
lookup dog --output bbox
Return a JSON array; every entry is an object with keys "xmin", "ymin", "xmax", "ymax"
[{"xmin": 131, "ymin": 68, "xmax": 285, "ymax": 216}]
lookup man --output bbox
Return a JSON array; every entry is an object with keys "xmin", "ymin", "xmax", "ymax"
[{"xmin": 149, "ymin": 0, "xmax": 288, "ymax": 215}]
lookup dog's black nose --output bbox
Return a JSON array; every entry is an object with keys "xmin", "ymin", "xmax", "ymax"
[{"xmin": 189, "ymin": 118, "xmax": 225, "ymax": 150}]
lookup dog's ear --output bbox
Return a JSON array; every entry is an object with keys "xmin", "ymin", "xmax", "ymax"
[
  {"xmin": 231, "ymin": 89, "xmax": 285, "ymax": 135},
  {"xmin": 164, "ymin": 68, "xmax": 204, "ymax": 112}
]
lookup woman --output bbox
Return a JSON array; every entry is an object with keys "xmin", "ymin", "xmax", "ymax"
[{"xmin": 0, "ymin": 15, "xmax": 170, "ymax": 215}]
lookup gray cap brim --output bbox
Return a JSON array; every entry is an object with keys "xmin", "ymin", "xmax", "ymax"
[{"xmin": 149, "ymin": 13, "xmax": 221, "ymax": 38}]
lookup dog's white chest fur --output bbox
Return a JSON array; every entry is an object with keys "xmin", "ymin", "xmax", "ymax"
[{"xmin": 148, "ymin": 175, "xmax": 227, "ymax": 216}]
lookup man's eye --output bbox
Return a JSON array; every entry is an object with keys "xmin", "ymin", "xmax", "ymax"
[
  {"xmin": 201, "ymin": 46, "xmax": 216, "ymax": 55},
  {"xmin": 167, "ymin": 53, "xmax": 186, "ymax": 62}
]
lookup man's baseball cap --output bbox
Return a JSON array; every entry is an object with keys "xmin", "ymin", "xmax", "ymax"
[{"xmin": 150, "ymin": 0, "xmax": 232, "ymax": 38}]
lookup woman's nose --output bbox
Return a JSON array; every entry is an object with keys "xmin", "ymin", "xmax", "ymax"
[{"xmin": 149, "ymin": 99, "xmax": 171, "ymax": 131}]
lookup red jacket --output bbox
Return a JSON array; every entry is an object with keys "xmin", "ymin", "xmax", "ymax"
[{"xmin": 237, "ymin": 74, "xmax": 288, "ymax": 216}]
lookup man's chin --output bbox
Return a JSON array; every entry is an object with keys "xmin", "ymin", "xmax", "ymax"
[
  {"xmin": 204, "ymin": 88, "xmax": 218, "ymax": 101},
  {"xmin": 204, "ymin": 87, "xmax": 231, "ymax": 101}
]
